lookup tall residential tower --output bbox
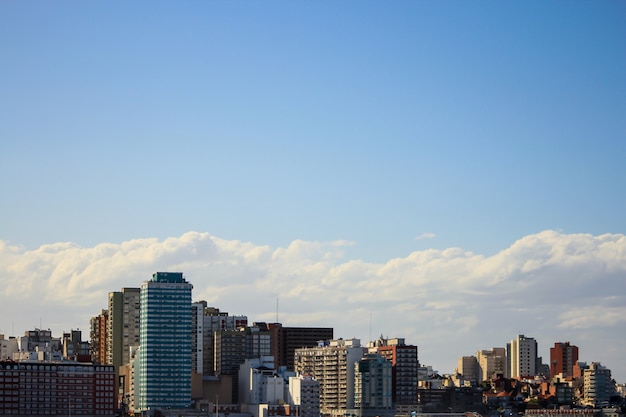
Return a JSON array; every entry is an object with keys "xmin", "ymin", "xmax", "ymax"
[
  {"xmin": 136, "ymin": 272, "xmax": 193, "ymax": 413},
  {"xmin": 507, "ymin": 334, "xmax": 538, "ymax": 379}
]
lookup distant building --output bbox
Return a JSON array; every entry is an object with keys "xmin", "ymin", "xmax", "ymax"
[
  {"xmin": 354, "ymin": 353, "xmax": 393, "ymax": 410},
  {"xmin": 89, "ymin": 309, "xmax": 108, "ymax": 364},
  {"xmin": 135, "ymin": 272, "xmax": 193, "ymax": 413},
  {"xmin": 289, "ymin": 375, "xmax": 321, "ymax": 417},
  {"xmin": 18, "ymin": 328, "xmax": 60, "ymax": 352},
  {"xmin": 507, "ymin": 335, "xmax": 537, "ymax": 378},
  {"xmin": 0, "ymin": 334, "xmax": 18, "ymax": 360},
  {"xmin": 476, "ymin": 347, "xmax": 507, "ymax": 381},
  {"xmin": 457, "ymin": 356, "xmax": 480, "ymax": 385},
  {"xmin": 215, "ymin": 328, "xmax": 247, "ymax": 403},
  {"xmin": 369, "ymin": 336, "xmax": 418, "ymax": 413},
  {"xmin": 294, "ymin": 338, "xmax": 366, "ymax": 416},
  {"xmin": 191, "ymin": 302, "xmax": 248, "ymax": 376},
  {"xmin": 62, "ymin": 329, "xmax": 90, "ymax": 361},
  {"xmin": 583, "ymin": 362, "xmax": 615, "ymax": 407},
  {"xmin": 238, "ymin": 356, "xmax": 282, "ymax": 405},
  {"xmin": 0, "ymin": 359, "xmax": 115, "ymax": 416},
  {"xmin": 550, "ymin": 342, "xmax": 579, "ymax": 379},
  {"xmin": 268, "ymin": 322, "xmax": 334, "ymax": 372},
  {"xmin": 107, "ymin": 287, "xmax": 140, "ymax": 368},
  {"xmin": 245, "ymin": 323, "xmax": 271, "ymax": 360}
]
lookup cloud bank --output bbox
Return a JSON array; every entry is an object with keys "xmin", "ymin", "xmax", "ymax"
[{"xmin": 1, "ymin": 230, "xmax": 625, "ymax": 382}]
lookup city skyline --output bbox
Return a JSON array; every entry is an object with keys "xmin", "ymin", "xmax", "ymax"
[
  {"xmin": 0, "ymin": 234, "xmax": 624, "ymax": 385},
  {"xmin": 1, "ymin": 0, "xmax": 625, "ymax": 388}
]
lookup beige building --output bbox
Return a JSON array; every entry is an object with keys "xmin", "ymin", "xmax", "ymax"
[
  {"xmin": 294, "ymin": 338, "xmax": 365, "ymax": 417},
  {"xmin": 457, "ymin": 356, "xmax": 479, "ymax": 384},
  {"xmin": 107, "ymin": 287, "xmax": 140, "ymax": 369},
  {"xmin": 477, "ymin": 347, "xmax": 507, "ymax": 381}
]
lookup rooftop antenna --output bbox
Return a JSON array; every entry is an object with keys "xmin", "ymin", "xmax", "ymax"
[
  {"xmin": 276, "ymin": 297, "xmax": 279, "ymax": 323},
  {"xmin": 369, "ymin": 313, "xmax": 372, "ymax": 343}
]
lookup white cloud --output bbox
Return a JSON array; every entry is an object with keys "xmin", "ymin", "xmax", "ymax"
[
  {"xmin": 0, "ymin": 230, "xmax": 625, "ymax": 383},
  {"xmin": 415, "ymin": 232, "xmax": 436, "ymax": 240}
]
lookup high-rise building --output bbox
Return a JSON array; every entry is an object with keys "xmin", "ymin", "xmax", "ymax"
[
  {"xmin": 550, "ymin": 342, "xmax": 579, "ymax": 379},
  {"xmin": 191, "ymin": 302, "xmax": 248, "ymax": 376},
  {"xmin": 583, "ymin": 362, "xmax": 615, "ymax": 407},
  {"xmin": 457, "ymin": 356, "xmax": 479, "ymax": 384},
  {"xmin": 294, "ymin": 338, "xmax": 365, "ymax": 416},
  {"xmin": 215, "ymin": 328, "xmax": 247, "ymax": 403},
  {"xmin": 507, "ymin": 335, "xmax": 537, "ymax": 379},
  {"xmin": 268, "ymin": 323, "xmax": 334, "ymax": 372},
  {"xmin": 90, "ymin": 309, "xmax": 108, "ymax": 364},
  {"xmin": 476, "ymin": 347, "xmax": 507, "ymax": 381},
  {"xmin": 369, "ymin": 337, "xmax": 418, "ymax": 412},
  {"xmin": 107, "ymin": 287, "xmax": 140, "ymax": 368},
  {"xmin": 136, "ymin": 272, "xmax": 193, "ymax": 413},
  {"xmin": 354, "ymin": 353, "xmax": 393, "ymax": 410}
]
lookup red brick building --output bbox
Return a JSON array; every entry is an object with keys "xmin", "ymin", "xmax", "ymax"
[
  {"xmin": 549, "ymin": 342, "xmax": 579, "ymax": 378},
  {"xmin": 0, "ymin": 360, "xmax": 115, "ymax": 416}
]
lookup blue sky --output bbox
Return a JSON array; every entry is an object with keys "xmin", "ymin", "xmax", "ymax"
[{"xmin": 1, "ymin": 1, "xmax": 626, "ymax": 382}]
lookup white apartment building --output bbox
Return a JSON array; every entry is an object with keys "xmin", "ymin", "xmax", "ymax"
[
  {"xmin": 239, "ymin": 356, "xmax": 283, "ymax": 405},
  {"xmin": 289, "ymin": 375, "xmax": 321, "ymax": 417},
  {"xmin": 294, "ymin": 338, "xmax": 366, "ymax": 416},
  {"xmin": 508, "ymin": 335, "xmax": 537, "ymax": 379}
]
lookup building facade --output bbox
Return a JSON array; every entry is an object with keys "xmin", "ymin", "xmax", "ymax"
[
  {"xmin": 476, "ymin": 347, "xmax": 507, "ymax": 381},
  {"xmin": 294, "ymin": 338, "xmax": 365, "ymax": 416},
  {"xmin": 583, "ymin": 362, "xmax": 615, "ymax": 407},
  {"xmin": 370, "ymin": 337, "xmax": 418, "ymax": 411},
  {"xmin": 289, "ymin": 375, "xmax": 321, "ymax": 417},
  {"xmin": 507, "ymin": 335, "xmax": 537, "ymax": 379},
  {"xmin": 89, "ymin": 309, "xmax": 108, "ymax": 364},
  {"xmin": 268, "ymin": 323, "xmax": 334, "ymax": 372},
  {"xmin": 550, "ymin": 342, "xmax": 579, "ymax": 379},
  {"xmin": 107, "ymin": 287, "xmax": 140, "ymax": 369},
  {"xmin": 0, "ymin": 360, "xmax": 115, "ymax": 416},
  {"xmin": 456, "ymin": 356, "xmax": 480, "ymax": 385},
  {"xmin": 191, "ymin": 302, "xmax": 248, "ymax": 376},
  {"xmin": 136, "ymin": 272, "xmax": 193, "ymax": 413},
  {"xmin": 354, "ymin": 353, "xmax": 393, "ymax": 410}
]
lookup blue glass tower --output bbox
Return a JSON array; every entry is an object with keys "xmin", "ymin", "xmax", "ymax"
[{"xmin": 137, "ymin": 272, "xmax": 193, "ymax": 413}]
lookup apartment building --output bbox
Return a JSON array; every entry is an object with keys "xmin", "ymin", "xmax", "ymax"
[
  {"xmin": 354, "ymin": 353, "xmax": 392, "ymax": 410},
  {"xmin": 370, "ymin": 337, "xmax": 418, "ymax": 412},
  {"xmin": 107, "ymin": 287, "xmax": 140, "ymax": 369},
  {"xmin": 507, "ymin": 334, "xmax": 538, "ymax": 379},
  {"xmin": 289, "ymin": 375, "xmax": 321, "ymax": 417},
  {"xmin": 268, "ymin": 322, "xmax": 334, "ymax": 372},
  {"xmin": 457, "ymin": 356, "xmax": 480, "ymax": 385},
  {"xmin": 550, "ymin": 342, "xmax": 579, "ymax": 379},
  {"xmin": 476, "ymin": 347, "xmax": 507, "ymax": 381},
  {"xmin": 136, "ymin": 272, "xmax": 193, "ymax": 413},
  {"xmin": 192, "ymin": 301, "xmax": 248, "ymax": 376},
  {"xmin": 0, "ymin": 359, "xmax": 115, "ymax": 416},
  {"xmin": 294, "ymin": 338, "xmax": 366, "ymax": 416},
  {"xmin": 89, "ymin": 309, "xmax": 108, "ymax": 364},
  {"xmin": 583, "ymin": 362, "xmax": 615, "ymax": 407}
]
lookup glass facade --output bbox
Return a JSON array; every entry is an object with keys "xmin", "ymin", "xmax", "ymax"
[{"xmin": 137, "ymin": 272, "xmax": 193, "ymax": 412}]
